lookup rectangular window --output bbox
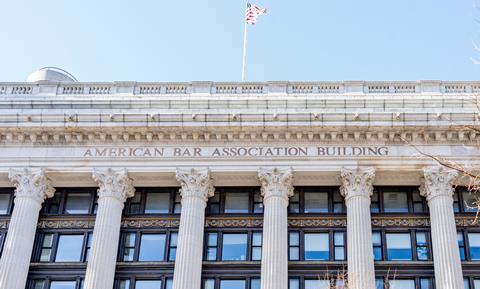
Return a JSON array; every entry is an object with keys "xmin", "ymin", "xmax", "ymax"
[
  {"xmin": 464, "ymin": 278, "xmax": 471, "ymax": 289},
  {"xmin": 304, "ymin": 280, "xmax": 330, "ymax": 289},
  {"xmin": 168, "ymin": 232, "xmax": 177, "ymax": 261},
  {"xmin": 85, "ymin": 232, "xmax": 93, "ymax": 261},
  {"xmin": 145, "ymin": 193, "xmax": 170, "ymax": 214},
  {"xmin": 453, "ymin": 191, "xmax": 461, "ymax": 213},
  {"xmin": 139, "ymin": 234, "xmax": 166, "ymax": 261},
  {"xmin": 468, "ymin": 233, "xmax": 480, "ymax": 260},
  {"xmin": 220, "ymin": 280, "xmax": 246, "ymax": 289},
  {"xmin": 474, "ymin": 280, "xmax": 480, "ymax": 289},
  {"xmin": 0, "ymin": 193, "xmax": 11, "ymax": 215},
  {"xmin": 253, "ymin": 191, "xmax": 263, "ymax": 213},
  {"xmin": 304, "ymin": 233, "xmax": 329, "ymax": 260},
  {"xmin": 204, "ymin": 279, "xmax": 215, "ymax": 289},
  {"xmin": 127, "ymin": 193, "xmax": 142, "ymax": 214},
  {"xmin": 64, "ymin": 193, "xmax": 92, "ymax": 214},
  {"xmin": 221, "ymin": 233, "xmax": 248, "ymax": 261},
  {"xmin": 173, "ymin": 192, "xmax": 182, "ymax": 214},
  {"xmin": 50, "ymin": 281, "xmax": 77, "ymax": 289},
  {"xmin": 304, "ymin": 192, "xmax": 328, "ymax": 213},
  {"xmin": 289, "ymin": 278, "xmax": 300, "ymax": 289},
  {"xmin": 383, "ymin": 192, "xmax": 408, "ymax": 213},
  {"xmin": 206, "ymin": 233, "xmax": 218, "ymax": 261},
  {"xmin": 250, "ymin": 279, "xmax": 260, "ymax": 289},
  {"xmin": 251, "ymin": 232, "xmax": 262, "ymax": 261},
  {"xmin": 135, "ymin": 280, "xmax": 162, "ymax": 289},
  {"xmin": 224, "ymin": 192, "xmax": 249, "ymax": 213},
  {"xmin": 334, "ymin": 232, "xmax": 345, "ymax": 260},
  {"xmin": 207, "ymin": 194, "xmax": 221, "ymax": 214},
  {"xmin": 388, "ymin": 280, "xmax": 415, "ymax": 289},
  {"xmin": 333, "ymin": 191, "xmax": 345, "ymax": 213},
  {"xmin": 372, "ymin": 232, "xmax": 383, "ymax": 261},
  {"xmin": 420, "ymin": 278, "xmax": 433, "ymax": 289},
  {"xmin": 55, "ymin": 234, "xmax": 84, "ymax": 262},
  {"xmin": 119, "ymin": 279, "xmax": 130, "ymax": 289},
  {"xmin": 371, "ymin": 191, "xmax": 380, "ymax": 213},
  {"xmin": 416, "ymin": 232, "xmax": 429, "ymax": 260},
  {"xmin": 386, "ymin": 233, "xmax": 412, "ymax": 261},
  {"xmin": 122, "ymin": 233, "xmax": 136, "ymax": 262},
  {"xmin": 412, "ymin": 191, "xmax": 425, "ymax": 213},
  {"xmin": 40, "ymin": 233, "xmax": 54, "ymax": 262},
  {"xmin": 289, "ymin": 232, "xmax": 300, "ymax": 260},
  {"xmin": 289, "ymin": 192, "xmax": 300, "ymax": 213},
  {"xmin": 462, "ymin": 191, "xmax": 477, "ymax": 212},
  {"xmin": 459, "ymin": 232, "xmax": 466, "ymax": 261}
]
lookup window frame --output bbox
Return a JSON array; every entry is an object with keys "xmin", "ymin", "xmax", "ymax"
[
  {"xmin": 118, "ymin": 230, "xmax": 178, "ymax": 262},
  {"xmin": 288, "ymin": 230, "xmax": 347, "ymax": 262},
  {"xmin": 202, "ymin": 277, "xmax": 261, "ymax": 289},
  {"xmin": 41, "ymin": 188, "xmax": 97, "ymax": 215},
  {"xmin": 374, "ymin": 230, "xmax": 432, "ymax": 262},
  {"xmin": 372, "ymin": 187, "xmax": 427, "ymax": 214},
  {"xmin": 454, "ymin": 187, "xmax": 479, "ymax": 213},
  {"xmin": 27, "ymin": 277, "xmax": 84, "ymax": 289},
  {"xmin": 375, "ymin": 276, "xmax": 434, "ymax": 289},
  {"xmin": 458, "ymin": 229, "xmax": 480, "ymax": 261},
  {"xmin": 123, "ymin": 187, "xmax": 180, "ymax": 215},
  {"xmin": 206, "ymin": 188, "xmax": 263, "ymax": 215},
  {"xmin": 33, "ymin": 231, "xmax": 92, "ymax": 263},
  {"xmin": 0, "ymin": 189, "xmax": 14, "ymax": 216},
  {"xmin": 288, "ymin": 187, "xmax": 345, "ymax": 214},
  {"xmin": 114, "ymin": 277, "xmax": 173, "ymax": 289},
  {"xmin": 203, "ymin": 230, "xmax": 263, "ymax": 262}
]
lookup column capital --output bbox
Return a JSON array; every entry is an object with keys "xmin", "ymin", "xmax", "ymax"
[
  {"xmin": 258, "ymin": 167, "xmax": 294, "ymax": 201},
  {"xmin": 92, "ymin": 168, "xmax": 135, "ymax": 203},
  {"xmin": 176, "ymin": 168, "xmax": 214, "ymax": 202},
  {"xmin": 420, "ymin": 166, "xmax": 458, "ymax": 201},
  {"xmin": 8, "ymin": 168, "xmax": 55, "ymax": 203},
  {"xmin": 340, "ymin": 167, "xmax": 375, "ymax": 200}
]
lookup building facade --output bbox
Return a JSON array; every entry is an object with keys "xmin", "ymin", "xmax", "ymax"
[{"xmin": 0, "ymin": 77, "xmax": 479, "ymax": 289}]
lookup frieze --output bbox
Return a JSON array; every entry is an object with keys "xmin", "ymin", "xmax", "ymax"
[
  {"xmin": 121, "ymin": 218, "xmax": 180, "ymax": 228},
  {"xmin": 206, "ymin": 218, "xmax": 263, "ymax": 228},
  {"xmin": 371, "ymin": 216, "xmax": 430, "ymax": 227},
  {"xmin": 37, "ymin": 218, "xmax": 95, "ymax": 229}
]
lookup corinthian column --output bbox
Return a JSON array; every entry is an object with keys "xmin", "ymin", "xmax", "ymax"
[
  {"xmin": 0, "ymin": 168, "xmax": 55, "ymax": 289},
  {"xmin": 173, "ymin": 168, "xmax": 214, "ymax": 289},
  {"xmin": 84, "ymin": 168, "xmax": 134, "ymax": 289},
  {"xmin": 421, "ymin": 166, "xmax": 463, "ymax": 289},
  {"xmin": 340, "ymin": 167, "xmax": 376, "ymax": 289},
  {"xmin": 258, "ymin": 168, "xmax": 294, "ymax": 289}
]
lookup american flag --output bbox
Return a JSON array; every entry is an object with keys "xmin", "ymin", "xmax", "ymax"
[{"xmin": 245, "ymin": 3, "xmax": 266, "ymax": 25}]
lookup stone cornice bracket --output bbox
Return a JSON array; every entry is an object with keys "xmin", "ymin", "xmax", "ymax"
[
  {"xmin": 92, "ymin": 168, "xmax": 135, "ymax": 203},
  {"xmin": 175, "ymin": 168, "xmax": 215, "ymax": 202},
  {"xmin": 258, "ymin": 167, "xmax": 294, "ymax": 201},
  {"xmin": 8, "ymin": 168, "xmax": 55, "ymax": 203},
  {"xmin": 339, "ymin": 167, "xmax": 375, "ymax": 200},
  {"xmin": 420, "ymin": 166, "xmax": 458, "ymax": 202}
]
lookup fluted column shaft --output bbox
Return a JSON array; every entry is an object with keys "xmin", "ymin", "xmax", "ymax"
[
  {"xmin": 84, "ymin": 168, "xmax": 134, "ymax": 289},
  {"xmin": 422, "ymin": 166, "xmax": 463, "ymax": 289},
  {"xmin": 258, "ymin": 168, "xmax": 294, "ymax": 289},
  {"xmin": 0, "ymin": 168, "xmax": 54, "ymax": 289},
  {"xmin": 340, "ymin": 167, "xmax": 376, "ymax": 289},
  {"xmin": 173, "ymin": 169, "xmax": 214, "ymax": 289}
]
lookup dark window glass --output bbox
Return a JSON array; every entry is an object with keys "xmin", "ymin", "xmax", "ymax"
[
  {"xmin": 139, "ymin": 234, "xmax": 166, "ymax": 261},
  {"xmin": 0, "ymin": 193, "xmax": 10, "ymax": 214},
  {"xmin": 412, "ymin": 191, "xmax": 425, "ymax": 213},
  {"xmin": 208, "ymin": 194, "xmax": 220, "ymax": 214},
  {"xmin": 333, "ymin": 191, "xmax": 345, "ymax": 213},
  {"xmin": 383, "ymin": 192, "xmax": 408, "ymax": 213},
  {"xmin": 253, "ymin": 191, "xmax": 263, "ymax": 213},
  {"xmin": 55, "ymin": 235, "xmax": 84, "ymax": 262},
  {"xmin": 145, "ymin": 193, "xmax": 170, "ymax": 214},
  {"xmin": 173, "ymin": 192, "xmax": 182, "ymax": 214},
  {"xmin": 64, "ymin": 193, "xmax": 91, "ymax": 214},
  {"xmin": 386, "ymin": 233, "xmax": 412, "ymax": 261},
  {"xmin": 50, "ymin": 281, "xmax": 77, "ymax": 289},
  {"xmin": 468, "ymin": 233, "xmax": 480, "ymax": 260},
  {"xmin": 304, "ymin": 192, "xmax": 328, "ymax": 213},
  {"xmin": 222, "ymin": 233, "xmax": 247, "ymax": 261},
  {"xmin": 220, "ymin": 280, "xmax": 245, "ymax": 289},
  {"xmin": 289, "ymin": 192, "xmax": 300, "ymax": 213},
  {"xmin": 40, "ymin": 233, "xmax": 54, "ymax": 262},
  {"xmin": 371, "ymin": 191, "xmax": 380, "ymax": 213},
  {"xmin": 251, "ymin": 232, "xmax": 262, "ymax": 261},
  {"xmin": 168, "ymin": 232, "xmax": 177, "ymax": 261},
  {"xmin": 224, "ymin": 192, "xmax": 249, "ymax": 213},
  {"xmin": 128, "ymin": 193, "xmax": 142, "ymax": 214},
  {"xmin": 372, "ymin": 232, "xmax": 383, "ymax": 261},
  {"xmin": 135, "ymin": 280, "xmax": 161, "ymax": 289},
  {"xmin": 458, "ymin": 232, "xmax": 466, "ymax": 261},
  {"xmin": 122, "ymin": 233, "xmax": 136, "ymax": 261},
  {"xmin": 463, "ymin": 191, "xmax": 477, "ymax": 212},
  {"xmin": 416, "ymin": 232, "xmax": 429, "ymax": 260},
  {"xmin": 289, "ymin": 232, "xmax": 300, "ymax": 260},
  {"xmin": 304, "ymin": 233, "xmax": 329, "ymax": 260},
  {"xmin": 453, "ymin": 191, "xmax": 461, "ymax": 213},
  {"xmin": 334, "ymin": 232, "xmax": 346, "ymax": 260},
  {"xmin": 206, "ymin": 233, "xmax": 218, "ymax": 261},
  {"xmin": 33, "ymin": 280, "xmax": 45, "ymax": 289}
]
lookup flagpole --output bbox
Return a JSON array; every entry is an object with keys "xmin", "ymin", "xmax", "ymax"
[{"xmin": 241, "ymin": 1, "xmax": 248, "ymax": 82}]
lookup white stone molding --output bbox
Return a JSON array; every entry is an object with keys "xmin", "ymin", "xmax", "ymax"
[
  {"xmin": 258, "ymin": 167, "xmax": 294, "ymax": 201},
  {"xmin": 8, "ymin": 168, "xmax": 55, "ymax": 203},
  {"xmin": 339, "ymin": 167, "xmax": 376, "ymax": 289},
  {"xmin": 173, "ymin": 168, "xmax": 214, "ymax": 289},
  {"xmin": 84, "ymin": 168, "xmax": 134, "ymax": 289},
  {"xmin": 92, "ymin": 168, "xmax": 135, "ymax": 202},
  {"xmin": 339, "ymin": 167, "xmax": 375, "ymax": 200},
  {"xmin": 258, "ymin": 168, "xmax": 294, "ymax": 289},
  {"xmin": 0, "ymin": 168, "xmax": 54, "ymax": 289},
  {"xmin": 421, "ymin": 166, "xmax": 463, "ymax": 289},
  {"xmin": 175, "ymin": 168, "xmax": 215, "ymax": 203}
]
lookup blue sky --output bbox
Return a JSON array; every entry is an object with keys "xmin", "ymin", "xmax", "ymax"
[{"xmin": 0, "ymin": 0, "xmax": 479, "ymax": 82}]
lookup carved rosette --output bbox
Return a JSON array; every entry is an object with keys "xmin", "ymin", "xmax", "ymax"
[
  {"xmin": 258, "ymin": 167, "xmax": 294, "ymax": 201},
  {"xmin": 175, "ymin": 168, "xmax": 214, "ymax": 202},
  {"xmin": 92, "ymin": 168, "xmax": 135, "ymax": 203},
  {"xmin": 339, "ymin": 167, "xmax": 375, "ymax": 200},
  {"xmin": 8, "ymin": 168, "xmax": 55, "ymax": 203},
  {"xmin": 420, "ymin": 166, "xmax": 458, "ymax": 202}
]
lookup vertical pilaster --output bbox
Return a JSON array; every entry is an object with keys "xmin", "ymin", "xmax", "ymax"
[
  {"xmin": 421, "ymin": 166, "xmax": 463, "ymax": 289},
  {"xmin": 258, "ymin": 168, "xmax": 294, "ymax": 289},
  {"xmin": 173, "ymin": 168, "xmax": 214, "ymax": 289},
  {"xmin": 340, "ymin": 167, "xmax": 376, "ymax": 289},
  {"xmin": 0, "ymin": 168, "xmax": 55, "ymax": 289},
  {"xmin": 83, "ymin": 168, "xmax": 135, "ymax": 289}
]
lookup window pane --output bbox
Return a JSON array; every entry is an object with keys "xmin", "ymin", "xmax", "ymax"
[
  {"xmin": 65, "ymin": 193, "xmax": 91, "ymax": 214},
  {"xmin": 0, "ymin": 194, "xmax": 9, "ymax": 214},
  {"xmin": 251, "ymin": 279, "xmax": 260, "ymax": 289},
  {"xmin": 252, "ymin": 247, "xmax": 262, "ymax": 260},
  {"xmin": 462, "ymin": 191, "xmax": 477, "ymax": 212},
  {"xmin": 386, "ymin": 233, "xmax": 412, "ymax": 261},
  {"xmin": 289, "ymin": 279, "xmax": 300, "ymax": 289},
  {"xmin": 252, "ymin": 233, "xmax": 262, "ymax": 246},
  {"xmin": 204, "ymin": 279, "xmax": 215, "ymax": 289},
  {"xmin": 468, "ymin": 233, "xmax": 480, "ymax": 260},
  {"xmin": 135, "ymin": 280, "xmax": 162, "ymax": 289},
  {"xmin": 383, "ymin": 192, "xmax": 408, "ymax": 213},
  {"xmin": 145, "ymin": 193, "xmax": 170, "ymax": 214},
  {"xmin": 119, "ymin": 280, "xmax": 130, "ymax": 289},
  {"xmin": 165, "ymin": 279, "xmax": 173, "ymax": 289},
  {"xmin": 458, "ymin": 232, "xmax": 466, "ymax": 261},
  {"xmin": 304, "ymin": 233, "xmax": 329, "ymax": 260},
  {"xmin": 224, "ymin": 192, "xmax": 249, "ymax": 213},
  {"xmin": 220, "ymin": 280, "xmax": 246, "ymax": 289},
  {"xmin": 389, "ymin": 280, "xmax": 415, "ymax": 289},
  {"xmin": 50, "ymin": 281, "xmax": 77, "ymax": 289},
  {"xmin": 33, "ymin": 280, "xmax": 45, "ymax": 289},
  {"xmin": 207, "ymin": 248, "xmax": 217, "ymax": 261},
  {"xmin": 289, "ymin": 232, "xmax": 300, "ymax": 246},
  {"xmin": 304, "ymin": 280, "xmax": 330, "ymax": 289},
  {"xmin": 304, "ymin": 192, "xmax": 328, "ymax": 213},
  {"xmin": 55, "ymin": 235, "xmax": 84, "ymax": 262},
  {"xmin": 474, "ymin": 280, "xmax": 480, "ymax": 289},
  {"xmin": 208, "ymin": 233, "xmax": 218, "ymax": 246},
  {"xmin": 420, "ymin": 278, "xmax": 432, "ymax": 289},
  {"xmin": 40, "ymin": 249, "xmax": 52, "ymax": 262},
  {"xmin": 289, "ymin": 247, "xmax": 299, "ymax": 260},
  {"xmin": 222, "ymin": 233, "xmax": 247, "ymax": 261},
  {"xmin": 334, "ymin": 232, "xmax": 344, "ymax": 246},
  {"xmin": 139, "ymin": 234, "xmax": 166, "ymax": 261},
  {"xmin": 375, "ymin": 278, "xmax": 384, "ymax": 289},
  {"xmin": 465, "ymin": 279, "xmax": 471, "ymax": 289},
  {"xmin": 335, "ymin": 247, "xmax": 345, "ymax": 260}
]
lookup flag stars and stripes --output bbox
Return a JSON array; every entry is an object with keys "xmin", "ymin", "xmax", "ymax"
[{"xmin": 245, "ymin": 3, "xmax": 267, "ymax": 25}]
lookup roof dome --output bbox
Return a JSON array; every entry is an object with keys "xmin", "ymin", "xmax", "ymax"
[{"xmin": 27, "ymin": 67, "xmax": 78, "ymax": 83}]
